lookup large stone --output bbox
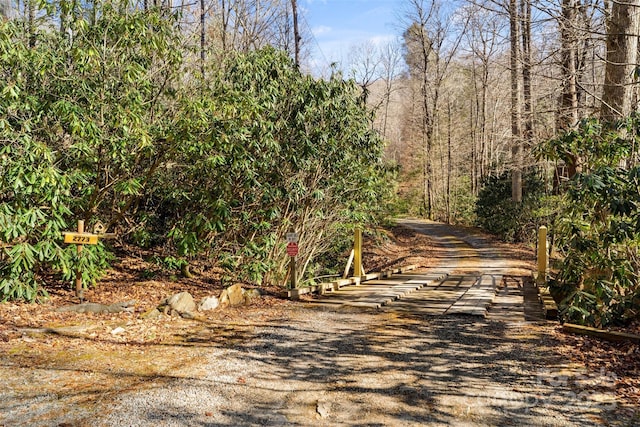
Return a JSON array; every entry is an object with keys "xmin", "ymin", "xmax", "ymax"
[
  {"xmin": 316, "ymin": 400, "xmax": 331, "ymax": 419},
  {"xmin": 220, "ymin": 284, "xmax": 244, "ymax": 306},
  {"xmin": 140, "ymin": 308, "xmax": 161, "ymax": 319},
  {"xmin": 165, "ymin": 292, "xmax": 196, "ymax": 315},
  {"xmin": 243, "ymin": 288, "xmax": 261, "ymax": 304},
  {"xmin": 56, "ymin": 300, "xmax": 136, "ymax": 314},
  {"xmin": 199, "ymin": 296, "xmax": 220, "ymax": 311},
  {"xmin": 219, "ymin": 289, "xmax": 229, "ymax": 306}
]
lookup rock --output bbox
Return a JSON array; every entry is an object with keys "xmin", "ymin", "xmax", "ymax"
[
  {"xmin": 316, "ymin": 400, "xmax": 331, "ymax": 419},
  {"xmin": 166, "ymin": 292, "xmax": 196, "ymax": 314},
  {"xmin": 220, "ymin": 284, "xmax": 244, "ymax": 306},
  {"xmin": 219, "ymin": 289, "xmax": 229, "ymax": 306},
  {"xmin": 199, "ymin": 296, "xmax": 219, "ymax": 311},
  {"xmin": 153, "ymin": 292, "xmax": 197, "ymax": 318},
  {"xmin": 140, "ymin": 308, "xmax": 161, "ymax": 319},
  {"xmin": 56, "ymin": 300, "xmax": 136, "ymax": 314},
  {"xmin": 110, "ymin": 327, "xmax": 125, "ymax": 335},
  {"xmin": 243, "ymin": 288, "xmax": 261, "ymax": 304}
]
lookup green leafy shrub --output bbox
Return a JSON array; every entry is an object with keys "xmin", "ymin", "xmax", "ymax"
[
  {"xmin": 0, "ymin": 2, "xmax": 394, "ymax": 297},
  {"xmin": 0, "ymin": 4, "xmax": 180, "ymax": 300},
  {"xmin": 474, "ymin": 171, "xmax": 547, "ymax": 243},
  {"xmin": 151, "ymin": 256, "xmax": 187, "ymax": 272},
  {"xmin": 539, "ymin": 117, "xmax": 640, "ymax": 327},
  {"xmin": 0, "ymin": 139, "xmax": 69, "ymax": 300},
  {"xmin": 147, "ymin": 48, "xmax": 394, "ymax": 285}
]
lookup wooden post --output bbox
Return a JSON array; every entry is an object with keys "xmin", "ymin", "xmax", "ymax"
[
  {"xmin": 354, "ymin": 227, "xmax": 362, "ymax": 279},
  {"xmin": 537, "ymin": 225, "xmax": 548, "ymax": 284},
  {"xmin": 286, "ymin": 231, "xmax": 299, "ymax": 289},
  {"xmin": 75, "ymin": 220, "xmax": 84, "ymax": 300},
  {"xmin": 289, "ymin": 255, "xmax": 297, "ymax": 289},
  {"xmin": 343, "ymin": 249, "xmax": 355, "ymax": 279}
]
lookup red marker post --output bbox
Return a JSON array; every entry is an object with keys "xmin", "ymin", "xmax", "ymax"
[
  {"xmin": 286, "ymin": 232, "xmax": 299, "ymax": 289},
  {"xmin": 286, "ymin": 242, "xmax": 299, "ymax": 257}
]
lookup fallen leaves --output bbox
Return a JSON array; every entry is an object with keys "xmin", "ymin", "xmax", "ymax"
[{"xmin": 554, "ymin": 325, "xmax": 640, "ymax": 408}]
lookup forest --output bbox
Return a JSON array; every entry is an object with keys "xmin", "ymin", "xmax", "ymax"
[{"xmin": 1, "ymin": 0, "xmax": 640, "ymax": 329}]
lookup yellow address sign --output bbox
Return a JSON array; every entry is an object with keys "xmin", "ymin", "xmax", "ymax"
[{"xmin": 63, "ymin": 232, "xmax": 99, "ymax": 245}]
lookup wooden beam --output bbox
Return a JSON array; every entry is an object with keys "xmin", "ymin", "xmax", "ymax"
[
  {"xmin": 562, "ymin": 323, "xmax": 640, "ymax": 344},
  {"xmin": 343, "ymin": 249, "xmax": 355, "ymax": 279}
]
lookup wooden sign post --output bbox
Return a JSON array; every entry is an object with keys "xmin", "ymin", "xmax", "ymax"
[
  {"xmin": 62, "ymin": 220, "xmax": 115, "ymax": 300},
  {"xmin": 75, "ymin": 220, "xmax": 84, "ymax": 300},
  {"xmin": 286, "ymin": 232, "xmax": 299, "ymax": 289}
]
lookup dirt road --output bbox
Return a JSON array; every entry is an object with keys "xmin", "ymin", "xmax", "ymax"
[{"xmin": 1, "ymin": 220, "xmax": 635, "ymax": 426}]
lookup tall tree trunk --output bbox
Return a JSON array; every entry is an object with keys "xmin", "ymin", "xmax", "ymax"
[
  {"xmin": 27, "ymin": 0, "xmax": 36, "ymax": 48},
  {"xmin": 480, "ymin": 63, "xmax": 488, "ymax": 183},
  {"xmin": 521, "ymin": 0, "xmax": 533, "ymax": 156},
  {"xmin": 601, "ymin": 0, "xmax": 640, "ymax": 121},
  {"xmin": 509, "ymin": 0, "xmax": 522, "ymax": 202},
  {"xmin": 200, "ymin": 0, "xmax": 205, "ymax": 78},
  {"xmin": 559, "ymin": 0, "xmax": 580, "ymax": 130},
  {"xmin": 291, "ymin": 0, "xmax": 300, "ymax": 68},
  {"xmin": 423, "ymin": 90, "xmax": 435, "ymax": 220},
  {"xmin": 470, "ymin": 98, "xmax": 477, "ymax": 195},
  {"xmin": 446, "ymin": 100, "xmax": 452, "ymax": 224},
  {"xmin": 557, "ymin": 0, "xmax": 581, "ymax": 181},
  {"xmin": 221, "ymin": 0, "xmax": 228, "ymax": 52},
  {"xmin": 0, "ymin": 0, "xmax": 11, "ymax": 18},
  {"xmin": 418, "ymin": 30, "xmax": 433, "ymax": 219},
  {"xmin": 471, "ymin": 62, "xmax": 479, "ymax": 195}
]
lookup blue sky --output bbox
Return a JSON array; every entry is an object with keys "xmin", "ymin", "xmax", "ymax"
[{"xmin": 302, "ymin": 0, "xmax": 405, "ymax": 74}]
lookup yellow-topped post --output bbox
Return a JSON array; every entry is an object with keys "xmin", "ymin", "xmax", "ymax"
[
  {"xmin": 354, "ymin": 227, "xmax": 362, "ymax": 278},
  {"xmin": 537, "ymin": 226, "xmax": 548, "ymax": 284}
]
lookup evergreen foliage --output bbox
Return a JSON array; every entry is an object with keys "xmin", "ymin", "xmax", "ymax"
[
  {"xmin": 0, "ymin": 1, "xmax": 393, "ymax": 300},
  {"xmin": 539, "ymin": 117, "xmax": 640, "ymax": 327},
  {"xmin": 474, "ymin": 171, "xmax": 546, "ymax": 243}
]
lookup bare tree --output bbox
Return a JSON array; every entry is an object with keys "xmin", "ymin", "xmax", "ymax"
[
  {"xmin": 348, "ymin": 40, "xmax": 382, "ymax": 105},
  {"xmin": 201, "ymin": 0, "xmax": 206, "ymax": 77},
  {"xmin": 462, "ymin": 3, "xmax": 502, "ymax": 193},
  {"xmin": 204, "ymin": 0, "xmax": 306, "ymax": 64},
  {"xmin": 601, "ymin": 0, "xmax": 640, "ymax": 121},
  {"xmin": 553, "ymin": 0, "xmax": 600, "ymax": 179},
  {"xmin": 291, "ymin": 0, "xmax": 300, "ymax": 67},
  {"xmin": 521, "ymin": 0, "xmax": 533, "ymax": 154},
  {"xmin": 0, "ymin": 0, "xmax": 11, "ymax": 18},
  {"xmin": 558, "ymin": 0, "xmax": 580, "ymax": 130},
  {"xmin": 378, "ymin": 39, "xmax": 405, "ymax": 139},
  {"xmin": 509, "ymin": 0, "xmax": 522, "ymax": 202},
  {"xmin": 402, "ymin": 0, "xmax": 469, "ymax": 219}
]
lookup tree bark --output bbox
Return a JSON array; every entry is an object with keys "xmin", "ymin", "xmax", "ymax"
[
  {"xmin": 601, "ymin": 0, "xmax": 640, "ymax": 121},
  {"xmin": 558, "ymin": 0, "xmax": 579, "ymax": 130},
  {"xmin": 200, "ymin": 0, "xmax": 205, "ymax": 78},
  {"xmin": 446, "ymin": 100, "xmax": 452, "ymax": 224},
  {"xmin": 556, "ymin": 0, "xmax": 581, "ymax": 181},
  {"xmin": 509, "ymin": 0, "xmax": 522, "ymax": 203},
  {"xmin": 521, "ymin": 0, "xmax": 533, "ymax": 156},
  {"xmin": 27, "ymin": 0, "xmax": 36, "ymax": 48},
  {"xmin": 291, "ymin": 0, "xmax": 300, "ymax": 68},
  {"xmin": 0, "ymin": 0, "xmax": 11, "ymax": 18}
]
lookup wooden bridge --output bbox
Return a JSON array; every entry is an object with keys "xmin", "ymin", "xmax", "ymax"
[{"xmin": 298, "ymin": 219, "xmax": 545, "ymax": 322}]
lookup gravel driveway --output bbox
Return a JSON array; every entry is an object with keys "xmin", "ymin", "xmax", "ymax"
[
  {"xmin": 1, "ymin": 220, "xmax": 633, "ymax": 426},
  {"xmin": 98, "ymin": 309, "xmax": 622, "ymax": 426}
]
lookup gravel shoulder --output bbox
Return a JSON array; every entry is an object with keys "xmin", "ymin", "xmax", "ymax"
[
  {"xmin": 1, "ymin": 220, "xmax": 638, "ymax": 426},
  {"xmin": 99, "ymin": 310, "xmax": 629, "ymax": 426}
]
